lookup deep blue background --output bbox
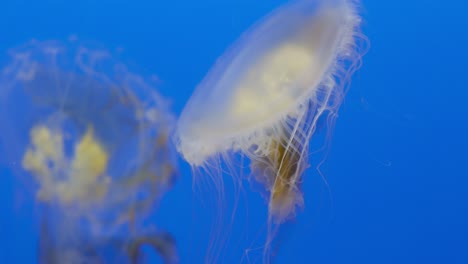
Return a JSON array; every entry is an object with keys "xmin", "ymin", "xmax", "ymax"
[{"xmin": 1, "ymin": 0, "xmax": 467, "ymax": 263}]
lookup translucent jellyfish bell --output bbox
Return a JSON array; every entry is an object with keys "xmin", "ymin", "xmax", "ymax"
[
  {"xmin": 176, "ymin": 0, "xmax": 367, "ymax": 223},
  {"xmin": 0, "ymin": 39, "xmax": 179, "ymax": 263}
]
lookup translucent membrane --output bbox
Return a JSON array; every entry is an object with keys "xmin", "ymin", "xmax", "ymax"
[
  {"xmin": 174, "ymin": 0, "xmax": 367, "ymax": 262},
  {"xmin": 0, "ymin": 38, "xmax": 179, "ymax": 263}
]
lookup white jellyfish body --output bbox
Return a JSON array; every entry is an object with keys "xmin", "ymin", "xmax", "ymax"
[
  {"xmin": 0, "ymin": 39, "xmax": 179, "ymax": 263},
  {"xmin": 175, "ymin": 0, "xmax": 367, "ymax": 259},
  {"xmin": 176, "ymin": 0, "xmax": 366, "ymax": 226}
]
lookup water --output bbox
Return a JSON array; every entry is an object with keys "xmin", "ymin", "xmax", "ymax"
[{"xmin": 0, "ymin": 0, "xmax": 467, "ymax": 263}]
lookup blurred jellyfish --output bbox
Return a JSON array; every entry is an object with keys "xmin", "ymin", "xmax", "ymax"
[
  {"xmin": 0, "ymin": 38, "xmax": 179, "ymax": 263},
  {"xmin": 174, "ymin": 0, "xmax": 367, "ymax": 261}
]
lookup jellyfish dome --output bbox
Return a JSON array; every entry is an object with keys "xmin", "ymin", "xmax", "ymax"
[
  {"xmin": 175, "ymin": 0, "xmax": 366, "ymax": 223},
  {"xmin": 0, "ymin": 38, "xmax": 179, "ymax": 263}
]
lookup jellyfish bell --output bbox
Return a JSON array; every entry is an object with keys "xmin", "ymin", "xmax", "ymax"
[
  {"xmin": 175, "ymin": 0, "xmax": 367, "ymax": 261},
  {"xmin": 175, "ymin": 0, "xmax": 366, "ymax": 224},
  {"xmin": 0, "ymin": 38, "xmax": 179, "ymax": 263}
]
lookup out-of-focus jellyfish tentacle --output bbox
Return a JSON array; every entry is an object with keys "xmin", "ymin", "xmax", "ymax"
[
  {"xmin": 0, "ymin": 38, "xmax": 179, "ymax": 263},
  {"xmin": 175, "ymin": 0, "xmax": 367, "ymax": 262},
  {"xmin": 128, "ymin": 231, "xmax": 179, "ymax": 264}
]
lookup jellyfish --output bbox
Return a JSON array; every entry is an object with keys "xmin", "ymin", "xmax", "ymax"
[
  {"xmin": 174, "ymin": 0, "xmax": 367, "ymax": 261},
  {"xmin": 0, "ymin": 38, "xmax": 179, "ymax": 263}
]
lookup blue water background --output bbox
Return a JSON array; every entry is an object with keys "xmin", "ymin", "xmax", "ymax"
[{"xmin": 0, "ymin": 0, "xmax": 467, "ymax": 263}]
